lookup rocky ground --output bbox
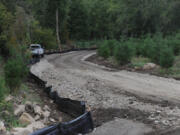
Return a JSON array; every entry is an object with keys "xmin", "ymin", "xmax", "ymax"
[
  {"xmin": 30, "ymin": 51, "xmax": 180, "ymax": 134},
  {"xmin": 0, "ymin": 81, "xmax": 72, "ymax": 135}
]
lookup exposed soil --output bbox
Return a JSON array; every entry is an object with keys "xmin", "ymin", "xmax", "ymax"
[
  {"xmin": 92, "ymin": 108, "xmax": 152, "ymax": 127},
  {"xmin": 31, "ymin": 51, "xmax": 180, "ymax": 134}
]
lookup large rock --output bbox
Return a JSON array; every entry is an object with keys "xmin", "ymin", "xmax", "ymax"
[
  {"xmin": 34, "ymin": 105, "xmax": 42, "ymax": 116},
  {"xmin": 11, "ymin": 122, "xmax": 45, "ymax": 135},
  {"xmin": 0, "ymin": 121, "xmax": 6, "ymax": 134},
  {"xmin": 34, "ymin": 115, "xmax": 41, "ymax": 121},
  {"xmin": 143, "ymin": 63, "xmax": 157, "ymax": 70},
  {"xmin": 43, "ymin": 105, "xmax": 50, "ymax": 111},
  {"xmin": 14, "ymin": 105, "xmax": 25, "ymax": 116},
  {"xmin": 19, "ymin": 113, "xmax": 35, "ymax": 125},
  {"xmin": 43, "ymin": 111, "xmax": 50, "ymax": 118}
]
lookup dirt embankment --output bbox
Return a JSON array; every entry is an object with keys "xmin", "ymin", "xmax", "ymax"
[{"xmin": 31, "ymin": 51, "xmax": 180, "ymax": 134}]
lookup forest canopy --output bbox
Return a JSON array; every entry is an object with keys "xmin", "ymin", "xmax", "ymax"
[{"xmin": 0, "ymin": 0, "xmax": 179, "ymax": 47}]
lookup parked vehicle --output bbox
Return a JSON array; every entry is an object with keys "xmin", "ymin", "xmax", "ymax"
[{"xmin": 30, "ymin": 44, "xmax": 44, "ymax": 57}]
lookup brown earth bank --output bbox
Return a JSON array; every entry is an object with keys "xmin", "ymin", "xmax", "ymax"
[{"xmin": 30, "ymin": 51, "xmax": 180, "ymax": 135}]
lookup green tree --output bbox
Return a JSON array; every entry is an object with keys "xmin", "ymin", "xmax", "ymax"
[
  {"xmin": 0, "ymin": 2, "xmax": 13, "ymax": 57},
  {"xmin": 68, "ymin": 0, "xmax": 89, "ymax": 40}
]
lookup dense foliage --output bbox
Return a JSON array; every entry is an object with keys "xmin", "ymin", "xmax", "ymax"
[
  {"xmin": 25, "ymin": 0, "xmax": 180, "ymax": 41},
  {"xmin": 4, "ymin": 55, "xmax": 28, "ymax": 92},
  {"xmin": 0, "ymin": 77, "xmax": 7, "ymax": 101},
  {"xmin": 98, "ymin": 33, "xmax": 179, "ymax": 68}
]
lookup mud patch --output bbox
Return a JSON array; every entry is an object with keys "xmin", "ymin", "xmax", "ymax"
[
  {"xmin": 92, "ymin": 108, "xmax": 154, "ymax": 128},
  {"xmin": 112, "ymin": 87, "xmax": 179, "ymax": 108}
]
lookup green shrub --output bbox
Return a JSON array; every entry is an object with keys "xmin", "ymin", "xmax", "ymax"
[
  {"xmin": 146, "ymin": 35, "xmax": 165, "ymax": 64},
  {"xmin": 114, "ymin": 41, "xmax": 134, "ymax": 65},
  {"xmin": 98, "ymin": 40, "xmax": 118, "ymax": 58},
  {"xmin": 159, "ymin": 46, "xmax": 175, "ymax": 68},
  {"xmin": 4, "ymin": 56, "xmax": 28, "ymax": 92},
  {"xmin": 142, "ymin": 36, "xmax": 155, "ymax": 58},
  {"xmin": 167, "ymin": 32, "xmax": 180, "ymax": 55},
  {"xmin": 0, "ymin": 77, "xmax": 7, "ymax": 101},
  {"xmin": 98, "ymin": 41, "xmax": 110, "ymax": 58}
]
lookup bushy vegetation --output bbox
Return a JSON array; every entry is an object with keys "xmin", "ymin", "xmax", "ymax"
[
  {"xmin": 31, "ymin": 26, "xmax": 58, "ymax": 50},
  {"xmin": 98, "ymin": 40, "xmax": 117, "ymax": 58},
  {"xmin": 98, "ymin": 33, "xmax": 179, "ymax": 68},
  {"xmin": 114, "ymin": 41, "xmax": 134, "ymax": 65},
  {"xmin": 4, "ymin": 55, "xmax": 28, "ymax": 92},
  {"xmin": 0, "ymin": 77, "xmax": 7, "ymax": 101},
  {"xmin": 159, "ymin": 47, "xmax": 174, "ymax": 68}
]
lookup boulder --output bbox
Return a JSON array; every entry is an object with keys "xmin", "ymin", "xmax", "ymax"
[
  {"xmin": 11, "ymin": 122, "xmax": 45, "ymax": 135},
  {"xmin": 43, "ymin": 105, "xmax": 50, "ymax": 111},
  {"xmin": 43, "ymin": 111, "xmax": 50, "ymax": 118},
  {"xmin": 34, "ymin": 115, "xmax": 40, "ymax": 121},
  {"xmin": 143, "ymin": 63, "xmax": 157, "ymax": 70},
  {"xmin": 0, "ymin": 121, "xmax": 6, "ymax": 133},
  {"xmin": 50, "ymin": 118, "xmax": 56, "ymax": 123},
  {"xmin": 34, "ymin": 105, "xmax": 42, "ymax": 116},
  {"xmin": 19, "ymin": 113, "xmax": 35, "ymax": 125},
  {"xmin": 14, "ymin": 105, "xmax": 25, "ymax": 116}
]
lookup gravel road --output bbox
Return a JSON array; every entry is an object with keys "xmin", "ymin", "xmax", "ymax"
[{"xmin": 31, "ymin": 51, "xmax": 180, "ymax": 134}]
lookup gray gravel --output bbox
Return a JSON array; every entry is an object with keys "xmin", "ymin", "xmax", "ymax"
[{"xmin": 31, "ymin": 51, "xmax": 180, "ymax": 133}]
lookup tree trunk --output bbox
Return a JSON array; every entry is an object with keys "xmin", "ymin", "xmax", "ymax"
[{"xmin": 56, "ymin": 8, "xmax": 62, "ymax": 52}]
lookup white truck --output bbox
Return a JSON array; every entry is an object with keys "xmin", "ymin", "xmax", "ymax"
[{"xmin": 30, "ymin": 44, "xmax": 44, "ymax": 57}]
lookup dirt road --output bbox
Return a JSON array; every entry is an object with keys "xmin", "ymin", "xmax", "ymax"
[{"xmin": 31, "ymin": 51, "xmax": 180, "ymax": 134}]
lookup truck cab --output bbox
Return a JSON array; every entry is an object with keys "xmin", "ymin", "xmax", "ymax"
[{"xmin": 30, "ymin": 44, "xmax": 44, "ymax": 57}]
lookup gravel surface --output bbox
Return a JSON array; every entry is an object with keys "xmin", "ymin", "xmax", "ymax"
[{"xmin": 31, "ymin": 51, "xmax": 180, "ymax": 133}]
